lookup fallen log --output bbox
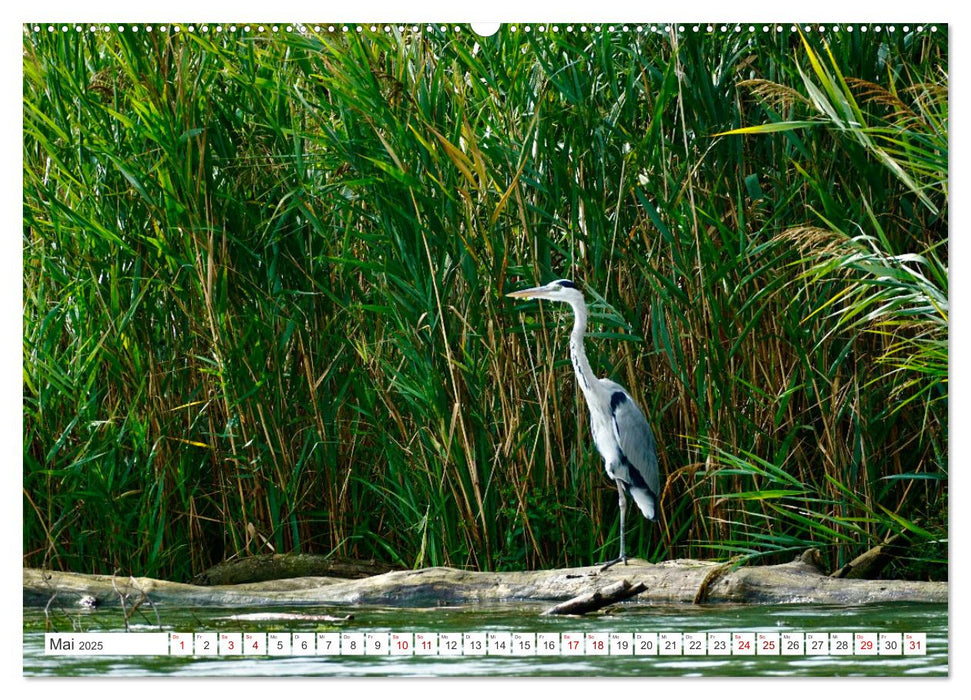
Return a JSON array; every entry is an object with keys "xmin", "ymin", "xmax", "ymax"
[
  {"xmin": 191, "ymin": 554, "xmax": 396, "ymax": 585},
  {"xmin": 543, "ymin": 580, "xmax": 647, "ymax": 615},
  {"xmin": 24, "ymin": 550, "xmax": 947, "ymax": 610}
]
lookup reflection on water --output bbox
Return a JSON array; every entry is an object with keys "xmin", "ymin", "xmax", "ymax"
[{"xmin": 23, "ymin": 602, "xmax": 947, "ymax": 677}]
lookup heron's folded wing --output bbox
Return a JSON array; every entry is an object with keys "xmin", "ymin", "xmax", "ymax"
[{"xmin": 608, "ymin": 388, "xmax": 661, "ymax": 502}]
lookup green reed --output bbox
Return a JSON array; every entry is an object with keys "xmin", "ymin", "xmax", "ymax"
[{"xmin": 23, "ymin": 24, "xmax": 947, "ymax": 580}]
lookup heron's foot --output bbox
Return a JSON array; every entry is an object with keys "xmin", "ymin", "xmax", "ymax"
[{"xmin": 597, "ymin": 555, "xmax": 628, "ymax": 573}]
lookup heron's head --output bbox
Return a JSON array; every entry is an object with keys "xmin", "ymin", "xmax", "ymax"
[{"xmin": 506, "ymin": 279, "xmax": 584, "ymax": 305}]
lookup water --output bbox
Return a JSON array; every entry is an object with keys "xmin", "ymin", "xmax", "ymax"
[{"xmin": 23, "ymin": 602, "xmax": 947, "ymax": 677}]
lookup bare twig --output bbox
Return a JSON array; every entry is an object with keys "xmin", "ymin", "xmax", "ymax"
[{"xmin": 543, "ymin": 579, "xmax": 646, "ymax": 616}]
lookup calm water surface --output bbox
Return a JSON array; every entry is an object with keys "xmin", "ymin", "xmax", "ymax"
[{"xmin": 23, "ymin": 602, "xmax": 947, "ymax": 677}]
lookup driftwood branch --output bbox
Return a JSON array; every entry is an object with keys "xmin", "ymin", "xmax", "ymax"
[
  {"xmin": 544, "ymin": 580, "xmax": 647, "ymax": 615},
  {"xmin": 226, "ymin": 612, "xmax": 354, "ymax": 623},
  {"xmin": 830, "ymin": 534, "xmax": 905, "ymax": 579}
]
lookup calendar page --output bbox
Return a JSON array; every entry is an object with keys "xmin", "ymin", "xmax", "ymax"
[{"xmin": 21, "ymin": 3, "xmax": 949, "ymax": 685}]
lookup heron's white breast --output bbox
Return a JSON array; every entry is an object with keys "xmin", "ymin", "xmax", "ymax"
[{"xmin": 587, "ymin": 398, "xmax": 624, "ymax": 480}]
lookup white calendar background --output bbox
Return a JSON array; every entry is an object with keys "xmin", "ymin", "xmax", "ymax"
[{"xmin": 45, "ymin": 630, "xmax": 927, "ymax": 657}]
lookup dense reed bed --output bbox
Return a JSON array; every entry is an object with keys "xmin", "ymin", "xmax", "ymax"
[{"xmin": 23, "ymin": 24, "xmax": 947, "ymax": 581}]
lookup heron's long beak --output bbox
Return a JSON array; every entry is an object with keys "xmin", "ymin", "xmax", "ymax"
[{"xmin": 506, "ymin": 286, "xmax": 548, "ymax": 299}]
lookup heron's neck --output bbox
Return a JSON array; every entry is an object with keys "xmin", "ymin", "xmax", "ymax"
[{"xmin": 568, "ymin": 300, "xmax": 598, "ymax": 397}]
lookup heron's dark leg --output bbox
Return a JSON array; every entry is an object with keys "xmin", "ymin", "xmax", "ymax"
[{"xmin": 599, "ymin": 480, "xmax": 628, "ymax": 572}]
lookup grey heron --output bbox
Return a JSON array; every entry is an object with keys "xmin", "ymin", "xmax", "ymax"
[{"xmin": 507, "ymin": 279, "xmax": 660, "ymax": 570}]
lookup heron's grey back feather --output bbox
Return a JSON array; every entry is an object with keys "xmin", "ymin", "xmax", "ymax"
[{"xmin": 601, "ymin": 379, "xmax": 660, "ymax": 520}]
